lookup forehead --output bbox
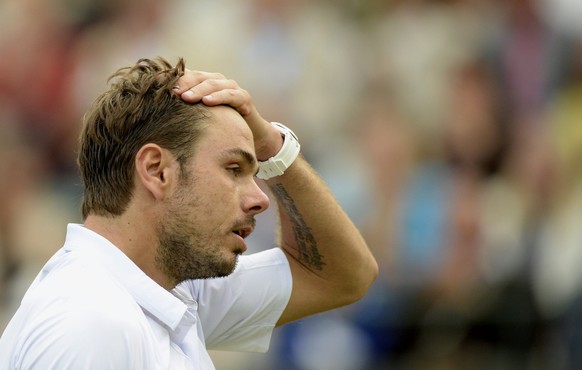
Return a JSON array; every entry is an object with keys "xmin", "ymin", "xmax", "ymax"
[{"xmin": 196, "ymin": 105, "xmax": 255, "ymax": 155}]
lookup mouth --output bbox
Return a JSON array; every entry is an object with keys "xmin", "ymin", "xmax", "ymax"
[{"xmin": 232, "ymin": 226, "xmax": 253, "ymax": 240}]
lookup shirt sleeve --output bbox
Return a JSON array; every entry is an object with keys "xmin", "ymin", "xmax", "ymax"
[{"xmin": 185, "ymin": 248, "xmax": 292, "ymax": 352}]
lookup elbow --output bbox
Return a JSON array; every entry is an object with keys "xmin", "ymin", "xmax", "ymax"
[
  {"xmin": 340, "ymin": 255, "xmax": 379, "ymax": 306},
  {"xmin": 357, "ymin": 256, "xmax": 380, "ymax": 300}
]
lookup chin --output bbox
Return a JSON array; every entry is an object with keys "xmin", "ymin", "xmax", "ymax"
[
  {"xmin": 211, "ymin": 254, "xmax": 239, "ymax": 278},
  {"xmin": 227, "ymin": 253, "xmax": 241, "ymax": 272}
]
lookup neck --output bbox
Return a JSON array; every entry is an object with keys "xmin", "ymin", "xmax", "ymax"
[{"xmin": 84, "ymin": 209, "xmax": 173, "ymax": 289}]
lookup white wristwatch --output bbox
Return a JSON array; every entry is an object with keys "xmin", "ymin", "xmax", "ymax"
[{"xmin": 256, "ymin": 122, "xmax": 301, "ymax": 180}]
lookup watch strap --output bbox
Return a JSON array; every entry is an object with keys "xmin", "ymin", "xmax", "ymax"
[{"xmin": 256, "ymin": 122, "xmax": 301, "ymax": 180}]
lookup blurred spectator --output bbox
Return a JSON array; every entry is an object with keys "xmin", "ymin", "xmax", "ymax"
[
  {"xmin": 530, "ymin": 39, "xmax": 582, "ymax": 369},
  {"xmin": 368, "ymin": 0, "xmax": 487, "ymax": 142},
  {"xmin": 482, "ymin": 0, "xmax": 569, "ymax": 125},
  {"xmin": 70, "ymin": 0, "xmax": 173, "ymax": 119},
  {"xmin": 0, "ymin": 0, "xmax": 82, "ymax": 175},
  {"xmin": 0, "ymin": 125, "xmax": 38, "ymax": 296}
]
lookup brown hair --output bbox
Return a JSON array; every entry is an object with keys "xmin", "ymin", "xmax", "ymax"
[{"xmin": 78, "ymin": 57, "xmax": 209, "ymax": 219}]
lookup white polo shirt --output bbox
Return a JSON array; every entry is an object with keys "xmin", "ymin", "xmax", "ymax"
[{"xmin": 0, "ymin": 224, "xmax": 292, "ymax": 369}]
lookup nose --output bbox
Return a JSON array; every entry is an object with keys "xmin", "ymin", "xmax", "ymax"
[{"xmin": 244, "ymin": 179, "xmax": 270, "ymax": 216}]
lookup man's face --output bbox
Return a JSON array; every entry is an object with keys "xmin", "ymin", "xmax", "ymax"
[{"xmin": 155, "ymin": 106, "xmax": 270, "ymax": 285}]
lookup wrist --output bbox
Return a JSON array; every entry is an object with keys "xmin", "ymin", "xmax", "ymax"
[
  {"xmin": 256, "ymin": 122, "xmax": 301, "ymax": 180},
  {"xmin": 255, "ymin": 127, "xmax": 285, "ymax": 161}
]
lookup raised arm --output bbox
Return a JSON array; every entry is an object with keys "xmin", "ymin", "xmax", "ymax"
[
  {"xmin": 265, "ymin": 155, "xmax": 378, "ymax": 324},
  {"xmin": 175, "ymin": 70, "xmax": 378, "ymax": 325}
]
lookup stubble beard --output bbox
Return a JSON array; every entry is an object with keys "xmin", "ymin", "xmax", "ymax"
[
  {"xmin": 155, "ymin": 176, "xmax": 239, "ymax": 287},
  {"xmin": 156, "ymin": 216, "xmax": 239, "ymax": 286}
]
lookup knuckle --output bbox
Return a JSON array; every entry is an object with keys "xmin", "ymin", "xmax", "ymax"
[
  {"xmin": 207, "ymin": 79, "xmax": 220, "ymax": 87},
  {"xmin": 242, "ymin": 90, "xmax": 253, "ymax": 102},
  {"xmin": 239, "ymin": 106, "xmax": 251, "ymax": 116}
]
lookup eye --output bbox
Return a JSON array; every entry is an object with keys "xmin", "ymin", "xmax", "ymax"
[{"xmin": 226, "ymin": 164, "xmax": 242, "ymax": 176}]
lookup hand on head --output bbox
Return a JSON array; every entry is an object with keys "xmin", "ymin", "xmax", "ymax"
[{"xmin": 173, "ymin": 70, "xmax": 283, "ymax": 161}]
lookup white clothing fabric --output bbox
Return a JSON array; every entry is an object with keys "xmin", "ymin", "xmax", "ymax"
[{"xmin": 0, "ymin": 224, "xmax": 292, "ymax": 369}]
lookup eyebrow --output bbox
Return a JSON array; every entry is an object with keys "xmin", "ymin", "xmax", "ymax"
[{"xmin": 224, "ymin": 148, "xmax": 259, "ymax": 175}]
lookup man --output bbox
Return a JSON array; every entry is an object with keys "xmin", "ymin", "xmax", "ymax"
[{"xmin": 0, "ymin": 57, "xmax": 378, "ymax": 369}]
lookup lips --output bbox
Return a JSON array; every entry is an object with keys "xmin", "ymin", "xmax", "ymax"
[
  {"xmin": 231, "ymin": 225, "xmax": 252, "ymax": 254},
  {"xmin": 231, "ymin": 217, "xmax": 256, "ymax": 240},
  {"xmin": 232, "ymin": 226, "xmax": 253, "ymax": 239}
]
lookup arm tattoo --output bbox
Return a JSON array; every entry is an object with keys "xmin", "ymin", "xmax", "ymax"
[{"xmin": 271, "ymin": 183, "xmax": 325, "ymax": 271}]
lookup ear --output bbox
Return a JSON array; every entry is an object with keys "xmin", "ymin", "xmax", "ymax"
[{"xmin": 135, "ymin": 144, "xmax": 177, "ymax": 201}]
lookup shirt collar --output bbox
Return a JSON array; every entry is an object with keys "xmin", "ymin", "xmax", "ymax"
[{"xmin": 63, "ymin": 223, "xmax": 188, "ymax": 330}]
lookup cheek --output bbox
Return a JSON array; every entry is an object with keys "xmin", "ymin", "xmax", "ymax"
[
  {"xmin": 207, "ymin": 174, "xmax": 242, "ymax": 207},
  {"xmin": 198, "ymin": 183, "xmax": 239, "ymax": 223},
  {"xmin": 190, "ymin": 172, "xmax": 243, "ymax": 225}
]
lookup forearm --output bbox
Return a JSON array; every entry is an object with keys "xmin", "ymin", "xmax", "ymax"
[{"xmin": 268, "ymin": 156, "xmax": 378, "ymax": 323}]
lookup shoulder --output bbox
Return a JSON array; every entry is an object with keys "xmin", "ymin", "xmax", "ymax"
[
  {"xmin": 25, "ymin": 255, "xmax": 141, "ymax": 316},
  {"xmin": 179, "ymin": 249, "xmax": 292, "ymax": 350},
  {"xmin": 11, "ymin": 262, "xmax": 150, "ymax": 368}
]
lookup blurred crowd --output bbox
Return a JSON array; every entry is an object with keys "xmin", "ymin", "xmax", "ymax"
[{"xmin": 2, "ymin": 0, "xmax": 582, "ymax": 369}]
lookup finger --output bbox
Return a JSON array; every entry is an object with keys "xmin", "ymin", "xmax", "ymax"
[
  {"xmin": 173, "ymin": 70, "xmax": 225, "ymax": 93},
  {"xmin": 180, "ymin": 78, "xmax": 240, "ymax": 103},
  {"xmin": 201, "ymin": 89, "xmax": 254, "ymax": 116},
  {"xmin": 173, "ymin": 70, "xmax": 225, "ymax": 96}
]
